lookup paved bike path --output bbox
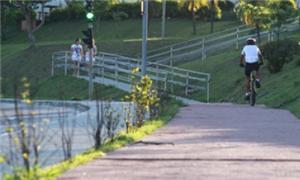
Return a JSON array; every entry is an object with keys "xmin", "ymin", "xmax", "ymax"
[{"xmin": 59, "ymin": 103, "xmax": 300, "ymax": 180}]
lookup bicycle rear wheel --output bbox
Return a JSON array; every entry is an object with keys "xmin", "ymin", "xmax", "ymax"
[{"xmin": 250, "ymin": 80, "xmax": 256, "ymax": 106}]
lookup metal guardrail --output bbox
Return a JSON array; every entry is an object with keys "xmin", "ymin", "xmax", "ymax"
[
  {"xmin": 147, "ymin": 20, "xmax": 300, "ymax": 65},
  {"xmin": 147, "ymin": 25, "xmax": 249, "ymax": 56},
  {"xmin": 51, "ymin": 51, "xmax": 211, "ymax": 102}
]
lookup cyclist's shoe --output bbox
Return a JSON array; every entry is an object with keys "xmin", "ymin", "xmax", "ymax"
[
  {"xmin": 245, "ymin": 92, "xmax": 250, "ymax": 101},
  {"xmin": 255, "ymin": 80, "xmax": 261, "ymax": 88}
]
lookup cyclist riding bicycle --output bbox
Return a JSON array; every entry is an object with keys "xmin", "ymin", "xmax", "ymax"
[{"xmin": 240, "ymin": 38, "xmax": 264, "ymax": 100}]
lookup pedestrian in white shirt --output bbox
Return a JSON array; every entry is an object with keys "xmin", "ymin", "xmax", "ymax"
[{"xmin": 71, "ymin": 38, "xmax": 83, "ymax": 76}]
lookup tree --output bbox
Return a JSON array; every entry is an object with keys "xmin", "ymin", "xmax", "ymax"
[
  {"xmin": 268, "ymin": 0, "xmax": 298, "ymax": 41},
  {"xmin": 234, "ymin": 0, "xmax": 271, "ymax": 45},
  {"xmin": 235, "ymin": 0, "xmax": 298, "ymax": 44},
  {"xmin": 9, "ymin": 0, "xmax": 48, "ymax": 47},
  {"xmin": 185, "ymin": 0, "xmax": 209, "ymax": 35},
  {"xmin": 209, "ymin": 0, "xmax": 222, "ymax": 33}
]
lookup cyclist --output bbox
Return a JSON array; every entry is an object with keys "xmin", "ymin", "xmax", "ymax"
[{"xmin": 240, "ymin": 38, "xmax": 264, "ymax": 100}]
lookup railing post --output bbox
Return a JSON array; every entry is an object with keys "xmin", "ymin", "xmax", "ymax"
[
  {"xmin": 170, "ymin": 46, "xmax": 173, "ymax": 66},
  {"xmin": 64, "ymin": 51, "xmax": 68, "ymax": 76},
  {"xmin": 164, "ymin": 73, "xmax": 167, "ymax": 91},
  {"xmin": 156, "ymin": 64, "xmax": 159, "ymax": 88},
  {"xmin": 101, "ymin": 54, "xmax": 104, "ymax": 78},
  {"xmin": 51, "ymin": 54, "xmax": 54, "ymax": 76},
  {"xmin": 201, "ymin": 38, "xmax": 206, "ymax": 61},
  {"xmin": 236, "ymin": 27, "xmax": 239, "ymax": 50},
  {"xmin": 185, "ymin": 72, "xmax": 189, "ymax": 96},
  {"xmin": 207, "ymin": 76, "xmax": 210, "ymax": 103},
  {"xmin": 171, "ymin": 67, "xmax": 174, "ymax": 93},
  {"xmin": 115, "ymin": 57, "xmax": 118, "ymax": 83},
  {"xmin": 271, "ymin": 30, "xmax": 274, "ymax": 42}
]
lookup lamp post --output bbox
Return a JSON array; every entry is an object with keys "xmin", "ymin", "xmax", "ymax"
[
  {"xmin": 141, "ymin": 0, "xmax": 148, "ymax": 76},
  {"xmin": 82, "ymin": 0, "xmax": 94, "ymax": 100},
  {"xmin": 161, "ymin": 0, "xmax": 166, "ymax": 39}
]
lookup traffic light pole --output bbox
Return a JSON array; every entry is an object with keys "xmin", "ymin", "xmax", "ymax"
[
  {"xmin": 88, "ymin": 23, "xmax": 94, "ymax": 100},
  {"xmin": 161, "ymin": 0, "xmax": 166, "ymax": 39},
  {"xmin": 141, "ymin": 0, "xmax": 148, "ymax": 76}
]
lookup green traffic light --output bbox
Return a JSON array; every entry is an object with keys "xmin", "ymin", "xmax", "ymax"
[{"xmin": 86, "ymin": 12, "xmax": 94, "ymax": 19}]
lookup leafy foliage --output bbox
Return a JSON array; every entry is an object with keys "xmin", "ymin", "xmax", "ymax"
[
  {"xmin": 261, "ymin": 39, "xmax": 300, "ymax": 73},
  {"xmin": 234, "ymin": 1, "xmax": 271, "ymax": 29},
  {"xmin": 125, "ymin": 68, "xmax": 159, "ymax": 127}
]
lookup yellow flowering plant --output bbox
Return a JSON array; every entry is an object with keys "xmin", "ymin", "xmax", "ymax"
[{"xmin": 125, "ymin": 68, "xmax": 159, "ymax": 127}]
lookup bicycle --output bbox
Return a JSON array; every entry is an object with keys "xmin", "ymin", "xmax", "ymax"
[
  {"xmin": 249, "ymin": 70, "xmax": 257, "ymax": 106},
  {"xmin": 240, "ymin": 63, "xmax": 263, "ymax": 106}
]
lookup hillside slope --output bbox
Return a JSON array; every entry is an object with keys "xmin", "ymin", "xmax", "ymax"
[{"xmin": 179, "ymin": 32, "xmax": 300, "ymax": 117}]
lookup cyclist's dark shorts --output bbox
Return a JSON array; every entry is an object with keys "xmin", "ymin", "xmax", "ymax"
[{"xmin": 245, "ymin": 62, "xmax": 259, "ymax": 77}]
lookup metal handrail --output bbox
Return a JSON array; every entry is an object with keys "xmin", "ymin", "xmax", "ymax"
[{"xmin": 52, "ymin": 51, "xmax": 211, "ymax": 102}]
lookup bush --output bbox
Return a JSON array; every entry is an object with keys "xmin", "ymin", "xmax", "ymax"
[
  {"xmin": 296, "ymin": 54, "xmax": 300, "ymax": 67},
  {"xmin": 261, "ymin": 39, "xmax": 299, "ymax": 73},
  {"xmin": 149, "ymin": 1, "xmax": 162, "ymax": 18},
  {"xmin": 112, "ymin": 11, "xmax": 129, "ymax": 21},
  {"xmin": 93, "ymin": 1, "xmax": 111, "ymax": 20},
  {"xmin": 218, "ymin": 0, "xmax": 235, "ymax": 11},
  {"xmin": 47, "ymin": 1, "xmax": 84, "ymax": 22},
  {"xmin": 47, "ymin": 8, "xmax": 68, "ymax": 22},
  {"xmin": 165, "ymin": 1, "xmax": 181, "ymax": 18},
  {"xmin": 110, "ymin": 3, "xmax": 140, "ymax": 19}
]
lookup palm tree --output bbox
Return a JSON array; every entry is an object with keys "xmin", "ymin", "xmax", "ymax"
[
  {"xmin": 179, "ymin": 0, "xmax": 209, "ymax": 35},
  {"xmin": 209, "ymin": 0, "xmax": 222, "ymax": 33},
  {"xmin": 234, "ymin": 0, "xmax": 271, "ymax": 45}
]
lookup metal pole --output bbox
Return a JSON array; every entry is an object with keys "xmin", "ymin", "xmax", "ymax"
[
  {"xmin": 64, "ymin": 52, "xmax": 68, "ymax": 76},
  {"xmin": 88, "ymin": 49, "xmax": 94, "ymax": 100},
  {"xmin": 141, "ymin": 0, "xmax": 148, "ymax": 76},
  {"xmin": 51, "ymin": 55, "xmax": 54, "ymax": 76},
  {"xmin": 207, "ymin": 75, "xmax": 210, "ymax": 103},
  {"xmin": 88, "ymin": 24, "xmax": 94, "ymax": 100},
  {"xmin": 201, "ymin": 38, "xmax": 206, "ymax": 61},
  {"xmin": 170, "ymin": 46, "xmax": 173, "ymax": 66},
  {"xmin": 161, "ymin": 0, "xmax": 166, "ymax": 39}
]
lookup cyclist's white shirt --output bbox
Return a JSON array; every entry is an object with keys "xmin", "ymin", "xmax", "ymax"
[{"xmin": 241, "ymin": 45, "xmax": 261, "ymax": 63}]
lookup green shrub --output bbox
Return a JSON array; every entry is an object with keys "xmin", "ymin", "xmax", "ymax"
[
  {"xmin": 219, "ymin": 0, "xmax": 235, "ymax": 11},
  {"xmin": 94, "ymin": 1, "xmax": 113, "ymax": 20},
  {"xmin": 166, "ymin": 1, "xmax": 181, "ymax": 18},
  {"xmin": 47, "ymin": 8, "xmax": 68, "ymax": 22},
  {"xmin": 1, "ymin": 6, "xmax": 31, "ymax": 41},
  {"xmin": 66, "ymin": 1, "xmax": 85, "ymax": 20},
  {"xmin": 47, "ymin": 1, "xmax": 85, "ymax": 22},
  {"xmin": 110, "ymin": 3, "xmax": 140, "ymax": 19},
  {"xmin": 296, "ymin": 56, "xmax": 300, "ymax": 67},
  {"xmin": 112, "ymin": 11, "xmax": 129, "ymax": 21},
  {"xmin": 261, "ymin": 39, "xmax": 299, "ymax": 73}
]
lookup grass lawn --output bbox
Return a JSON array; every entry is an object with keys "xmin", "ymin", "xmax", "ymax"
[
  {"xmin": 1, "ymin": 18, "xmax": 241, "ymax": 99},
  {"xmin": 1, "ymin": 18, "xmax": 241, "ymax": 60},
  {"xmin": 33, "ymin": 75, "xmax": 128, "ymax": 100},
  {"xmin": 179, "ymin": 31, "xmax": 300, "ymax": 118}
]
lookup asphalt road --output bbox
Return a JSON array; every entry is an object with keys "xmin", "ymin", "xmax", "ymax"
[{"xmin": 59, "ymin": 103, "xmax": 300, "ymax": 180}]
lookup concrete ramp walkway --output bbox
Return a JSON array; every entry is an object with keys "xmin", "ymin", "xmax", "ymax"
[{"xmin": 59, "ymin": 103, "xmax": 300, "ymax": 180}]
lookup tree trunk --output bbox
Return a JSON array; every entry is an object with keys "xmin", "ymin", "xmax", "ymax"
[
  {"xmin": 276, "ymin": 26, "xmax": 280, "ymax": 41},
  {"xmin": 22, "ymin": 2, "xmax": 46, "ymax": 48},
  {"xmin": 255, "ymin": 23, "xmax": 261, "ymax": 45},
  {"xmin": 210, "ymin": 0, "xmax": 215, "ymax": 33},
  {"xmin": 192, "ymin": 0, "xmax": 196, "ymax": 35},
  {"xmin": 24, "ymin": 8, "xmax": 36, "ymax": 47}
]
